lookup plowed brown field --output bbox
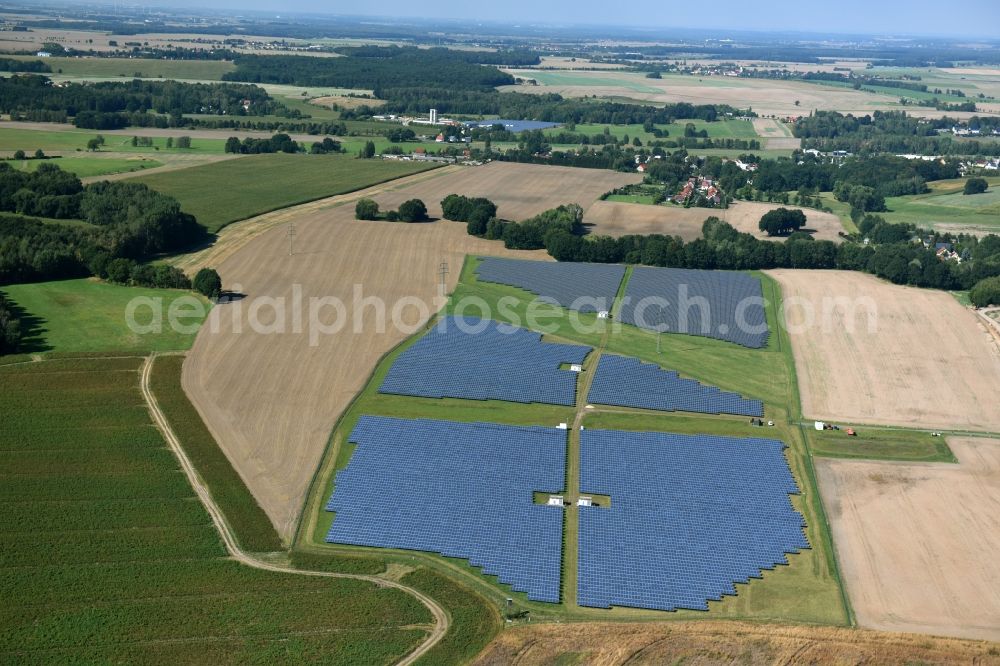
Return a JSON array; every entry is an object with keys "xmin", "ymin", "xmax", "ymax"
[
  {"xmin": 769, "ymin": 269, "xmax": 1000, "ymax": 432},
  {"xmin": 818, "ymin": 437, "xmax": 1000, "ymax": 641}
]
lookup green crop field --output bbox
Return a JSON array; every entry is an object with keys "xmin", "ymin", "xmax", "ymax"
[
  {"xmin": 300, "ymin": 256, "xmax": 849, "ymax": 628},
  {"xmin": 9, "ymin": 155, "xmax": 162, "ymax": 177},
  {"xmin": 0, "ymin": 279, "xmax": 209, "ymax": 354},
  {"xmin": 4, "ymin": 55, "xmax": 236, "ymax": 80},
  {"xmin": 0, "ymin": 126, "xmax": 228, "ymax": 154},
  {"xmin": 0, "ymin": 356, "xmax": 431, "ymax": 665},
  {"xmin": 134, "ymin": 152, "xmax": 438, "ymax": 232}
]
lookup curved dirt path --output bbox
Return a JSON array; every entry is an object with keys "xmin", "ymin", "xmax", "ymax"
[{"xmin": 139, "ymin": 354, "xmax": 450, "ymax": 666}]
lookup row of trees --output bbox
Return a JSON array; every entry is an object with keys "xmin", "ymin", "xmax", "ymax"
[
  {"xmin": 450, "ymin": 195, "xmax": 1000, "ymax": 293},
  {"xmin": 0, "ymin": 293, "xmax": 20, "ymax": 354},
  {"xmin": 0, "ymin": 74, "xmax": 292, "ymax": 127}
]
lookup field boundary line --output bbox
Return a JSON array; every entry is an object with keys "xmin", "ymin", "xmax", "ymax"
[
  {"xmin": 139, "ymin": 353, "xmax": 450, "ymax": 666},
  {"xmin": 771, "ymin": 270, "xmax": 855, "ymax": 628}
]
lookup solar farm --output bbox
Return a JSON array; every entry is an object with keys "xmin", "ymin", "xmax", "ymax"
[
  {"xmin": 620, "ymin": 267, "xmax": 770, "ymax": 348},
  {"xmin": 578, "ymin": 430, "xmax": 808, "ymax": 611},
  {"xmin": 475, "ymin": 257, "xmax": 627, "ymax": 312},
  {"xmin": 588, "ymin": 354, "xmax": 764, "ymax": 417},
  {"xmin": 314, "ymin": 256, "xmax": 839, "ymax": 618},
  {"xmin": 379, "ymin": 316, "xmax": 591, "ymax": 405},
  {"xmin": 326, "ymin": 417, "xmax": 566, "ymax": 602}
]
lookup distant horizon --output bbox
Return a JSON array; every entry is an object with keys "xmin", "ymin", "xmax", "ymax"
[{"xmin": 27, "ymin": 0, "xmax": 1000, "ymax": 41}]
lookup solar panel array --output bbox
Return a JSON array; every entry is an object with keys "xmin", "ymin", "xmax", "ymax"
[
  {"xmin": 476, "ymin": 257, "xmax": 627, "ymax": 313},
  {"xmin": 379, "ymin": 316, "xmax": 591, "ymax": 406},
  {"xmin": 578, "ymin": 429, "xmax": 808, "ymax": 612},
  {"xmin": 326, "ymin": 416, "xmax": 566, "ymax": 602},
  {"xmin": 619, "ymin": 267, "xmax": 770, "ymax": 348},
  {"xmin": 588, "ymin": 354, "xmax": 764, "ymax": 417}
]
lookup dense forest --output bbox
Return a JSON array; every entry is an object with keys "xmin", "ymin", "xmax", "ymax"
[
  {"xmin": 0, "ymin": 164, "xmax": 206, "ymax": 285},
  {"xmin": 0, "ymin": 74, "xmax": 294, "ymax": 127},
  {"xmin": 223, "ymin": 48, "xmax": 515, "ymax": 113}
]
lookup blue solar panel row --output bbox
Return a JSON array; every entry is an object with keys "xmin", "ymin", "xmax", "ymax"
[
  {"xmin": 325, "ymin": 416, "xmax": 566, "ymax": 603},
  {"xmin": 578, "ymin": 429, "xmax": 808, "ymax": 612},
  {"xmin": 619, "ymin": 267, "xmax": 770, "ymax": 348},
  {"xmin": 379, "ymin": 316, "xmax": 591, "ymax": 406},
  {"xmin": 588, "ymin": 354, "xmax": 764, "ymax": 417},
  {"xmin": 475, "ymin": 257, "xmax": 626, "ymax": 313}
]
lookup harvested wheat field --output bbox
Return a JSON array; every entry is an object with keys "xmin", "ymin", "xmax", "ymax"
[
  {"xmin": 817, "ymin": 437, "xmax": 1000, "ymax": 641},
  {"xmin": 473, "ymin": 620, "xmax": 1000, "ymax": 665},
  {"xmin": 770, "ymin": 269, "xmax": 1000, "ymax": 432},
  {"xmin": 586, "ymin": 200, "xmax": 845, "ymax": 242},
  {"xmin": 182, "ymin": 162, "xmax": 628, "ymax": 539},
  {"xmin": 373, "ymin": 161, "xmax": 639, "ymax": 220}
]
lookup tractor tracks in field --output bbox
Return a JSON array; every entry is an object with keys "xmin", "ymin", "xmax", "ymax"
[{"xmin": 138, "ymin": 353, "xmax": 449, "ymax": 666}]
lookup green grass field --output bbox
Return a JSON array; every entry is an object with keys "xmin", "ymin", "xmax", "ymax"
[
  {"xmin": 808, "ymin": 426, "xmax": 957, "ymax": 463},
  {"xmin": 0, "ymin": 279, "xmax": 209, "ymax": 353},
  {"xmin": 0, "ymin": 126, "xmax": 228, "ymax": 154},
  {"xmin": 134, "ymin": 153, "xmax": 437, "ymax": 232},
  {"xmin": 0, "ymin": 356, "xmax": 430, "ymax": 665},
  {"xmin": 4, "ymin": 55, "xmax": 236, "ymax": 80},
  {"xmin": 300, "ymin": 256, "xmax": 848, "ymax": 627},
  {"xmin": 9, "ymin": 155, "xmax": 162, "ymax": 177},
  {"xmin": 818, "ymin": 177, "xmax": 1000, "ymax": 233},
  {"xmin": 883, "ymin": 176, "xmax": 1000, "ymax": 231},
  {"xmin": 561, "ymin": 119, "xmax": 759, "ymax": 143}
]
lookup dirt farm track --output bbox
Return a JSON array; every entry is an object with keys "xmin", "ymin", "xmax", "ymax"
[
  {"xmin": 182, "ymin": 162, "xmax": 632, "ymax": 539},
  {"xmin": 818, "ymin": 438, "xmax": 1000, "ymax": 641},
  {"xmin": 769, "ymin": 269, "xmax": 1000, "ymax": 433}
]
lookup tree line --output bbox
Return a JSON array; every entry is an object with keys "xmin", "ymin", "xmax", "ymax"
[
  {"xmin": 0, "ymin": 74, "xmax": 293, "ymax": 128},
  {"xmin": 795, "ymin": 110, "xmax": 1000, "ymax": 156},
  {"xmin": 448, "ymin": 194, "xmax": 1000, "ymax": 294}
]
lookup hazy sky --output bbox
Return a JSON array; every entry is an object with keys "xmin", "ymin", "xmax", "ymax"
[{"xmin": 139, "ymin": 0, "xmax": 1000, "ymax": 38}]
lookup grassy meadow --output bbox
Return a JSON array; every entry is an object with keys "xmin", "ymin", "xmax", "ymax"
[
  {"xmin": 8, "ymin": 155, "xmax": 162, "ymax": 178},
  {"xmin": 0, "ymin": 279, "xmax": 209, "ymax": 354},
  {"xmin": 134, "ymin": 153, "xmax": 438, "ymax": 231},
  {"xmin": 808, "ymin": 426, "xmax": 957, "ymax": 463},
  {"xmin": 557, "ymin": 118, "xmax": 759, "ymax": 143},
  {"xmin": 4, "ymin": 55, "xmax": 236, "ymax": 80},
  {"xmin": 0, "ymin": 126, "xmax": 228, "ymax": 154},
  {"xmin": 0, "ymin": 356, "xmax": 431, "ymax": 665}
]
